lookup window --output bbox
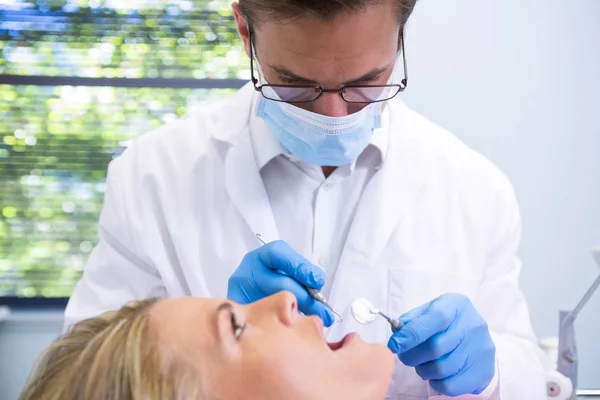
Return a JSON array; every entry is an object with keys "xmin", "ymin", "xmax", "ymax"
[{"xmin": 0, "ymin": 0, "xmax": 248, "ymax": 303}]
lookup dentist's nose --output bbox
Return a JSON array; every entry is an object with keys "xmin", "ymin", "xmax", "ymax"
[{"xmin": 311, "ymin": 92, "xmax": 349, "ymax": 117}]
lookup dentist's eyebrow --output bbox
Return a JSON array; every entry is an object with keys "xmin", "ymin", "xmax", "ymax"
[{"xmin": 270, "ymin": 62, "xmax": 393, "ymax": 85}]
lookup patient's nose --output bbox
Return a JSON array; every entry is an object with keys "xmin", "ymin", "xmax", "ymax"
[{"xmin": 251, "ymin": 291, "xmax": 298, "ymax": 327}]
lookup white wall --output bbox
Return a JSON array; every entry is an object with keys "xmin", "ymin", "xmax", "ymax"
[
  {"xmin": 1, "ymin": 1, "xmax": 599, "ymax": 398},
  {"xmin": 0, "ymin": 315, "xmax": 63, "ymax": 400},
  {"xmin": 402, "ymin": 0, "xmax": 600, "ymax": 388}
]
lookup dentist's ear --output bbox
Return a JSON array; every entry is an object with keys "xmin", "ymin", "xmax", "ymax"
[{"xmin": 231, "ymin": 2, "xmax": 251, "ymax": 59}]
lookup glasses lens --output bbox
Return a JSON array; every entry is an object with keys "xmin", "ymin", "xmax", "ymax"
[
  {"xmin": 342, "ymin": 86, "xmax": 400, "ymax": 103},
  {"xmin": 261, "ymin": 85, "xmax": 320, "ymax": 103}
]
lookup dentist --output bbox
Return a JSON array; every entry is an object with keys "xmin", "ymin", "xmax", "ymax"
[{"xmin": 65, "ymin": 0, "xmax": 547, "ymax": 398}]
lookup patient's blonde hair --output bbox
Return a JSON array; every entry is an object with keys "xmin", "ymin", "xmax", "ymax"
[{"xmin": 19, "ymin": 298, "xmax": 201, "ymax": 400}]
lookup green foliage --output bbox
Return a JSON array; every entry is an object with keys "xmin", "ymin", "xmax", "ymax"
[
  {"xmin": 0, "ymin": 0, "xmax": 246, "ymax": 297},
  {"xmin": 1, "ymin": 0, "xmax": 246, "ymax": 79}
]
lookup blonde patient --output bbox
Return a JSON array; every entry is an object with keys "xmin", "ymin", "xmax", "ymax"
[{"xmin": 19, "ymin": 291, "xmax": 394, "ymax": 400}]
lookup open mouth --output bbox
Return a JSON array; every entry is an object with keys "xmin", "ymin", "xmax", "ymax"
[{"xmin": 327, "ymin": 332, "xmax": 360, "ymax": 351}]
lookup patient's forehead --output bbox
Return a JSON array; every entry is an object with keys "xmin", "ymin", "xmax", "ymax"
[
  {"xmin": 149, "ymin": 297, "xmax": 223, "ymax": 361},
  {"xmin": 148, "ymin": 297, "xmax": 237, "ymax": 396},
  {"xmin": 150, "ymin": 297, "xmax": 217, "ymax": 322}
]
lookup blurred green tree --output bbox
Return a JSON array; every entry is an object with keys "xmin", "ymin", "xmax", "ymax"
[{"xmin": 0, "ymin": 0, "xmax": 246, "ymax": 297}]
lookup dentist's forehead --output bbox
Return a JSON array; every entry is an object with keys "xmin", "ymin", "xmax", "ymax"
[{"xmin": 252, "ymin": 2, "xmax": 400, "ymax": 85}]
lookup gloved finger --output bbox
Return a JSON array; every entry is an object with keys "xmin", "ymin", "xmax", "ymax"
[
  {"xmin": 303, "ymin": 298, "xmax": 335, "ymax": 328},
  {"xmin": 429, "ymin": 358, "xmax": 491, "ymax": 397},
  {"xmin": 398, "ymin": 302, "xmax": 431, "ymax": 325},
  {"xmin": 388, "ymin": 299, "xmax": 457, "ymax": 354},
  {"xmin": 396, "ymin": 324, "xmax": 463, "ymax": 367},
  {"xmin": 414, "ymin": 337, "xmax": 468, "ymax": 380},
  {"xmin": 257, "ymin": 268, "xmax": 334, "ymax": 327},
  {"xmin": 430, "ymin": 373, "xmax": 468, "ymax": 397},
  {"xmin": 257, "ymin": 241, "xmax": 325, "ymax": 289}
]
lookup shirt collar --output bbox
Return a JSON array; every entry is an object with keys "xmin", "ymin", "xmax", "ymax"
[{"xmin": 249, "ymin": 93, "xmax": 391, "ymax": 172}]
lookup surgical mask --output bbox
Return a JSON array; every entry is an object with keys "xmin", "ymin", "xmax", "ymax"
[
  {"xmin": 256, "ymin": 98, "xmax": 382, "ymax": 167},
  {"xmin": 254, "ymin": 61, "xmax": 397, "ymax": 167}
]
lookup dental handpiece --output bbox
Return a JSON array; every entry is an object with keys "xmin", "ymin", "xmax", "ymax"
[{"xmin": 256, "ymin": 234, "xmax": 343, "ymax": 322}]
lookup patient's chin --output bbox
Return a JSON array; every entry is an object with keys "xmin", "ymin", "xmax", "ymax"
[
  {"xmin": 365, "ymin": 344, "xmax": 395, "ymax": 395},
  {"xmin": 327, "ymin": 341, "xmax": 395, "ymax": 399}
]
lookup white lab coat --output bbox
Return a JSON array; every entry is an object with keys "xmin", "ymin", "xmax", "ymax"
[{"xmin": 65, "ymin": 83, "xmax": 547, "ymax": 399}]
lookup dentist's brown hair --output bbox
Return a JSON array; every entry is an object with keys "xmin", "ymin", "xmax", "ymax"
[{"xmin": 238, "ymin": 0, "xmax": 418, "ymax": 29}]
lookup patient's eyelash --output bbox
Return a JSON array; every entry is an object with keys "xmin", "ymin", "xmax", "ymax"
[{"xmin": 230, "ymin": 311, "xmax": 246, "ymax": 339}]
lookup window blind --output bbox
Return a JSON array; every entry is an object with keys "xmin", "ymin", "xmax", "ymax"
[{"xmin": 0, "ymin": 0, "xmax": 248, "ymax": 299}]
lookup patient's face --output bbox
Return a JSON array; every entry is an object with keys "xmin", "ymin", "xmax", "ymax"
[{"xmin": 150, "ymin": 292, "xmax": 394, "ymax": 399}]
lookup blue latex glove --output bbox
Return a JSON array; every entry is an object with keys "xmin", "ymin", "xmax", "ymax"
[
  {"xmin": 227, "ymin": 240, "xmax": 334, "ymax": 327},
  {"xmin": 388, "ymin": 293, "xmax": 496, "ymax": 396}
]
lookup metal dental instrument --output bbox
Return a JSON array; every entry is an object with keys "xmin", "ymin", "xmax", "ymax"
[
  {"xmin": 370, "ymin": 308, "xmax": 404, "ymax": 332},
  {"xmin": 256, "ymin": 234, "xmax": 343, "ymax": 322},
  {"xmin": 351, "ymin": 297, "xmax": 404, "ymax": 332}
]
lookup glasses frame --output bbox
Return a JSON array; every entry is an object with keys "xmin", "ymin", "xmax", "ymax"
[{"xmin": 249, "ymin": 29, "xmax": 408, "ymax": 104}]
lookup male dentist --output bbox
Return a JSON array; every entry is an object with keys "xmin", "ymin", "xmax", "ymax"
[{"xmin": 65, "ymin": 0, "xmax": 546, "ymax": 398}]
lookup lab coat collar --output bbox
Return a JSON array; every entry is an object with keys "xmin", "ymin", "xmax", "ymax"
[
  {"xmin": 248, "ymin": 92, "xmax": 285, "ymax": 170},
  {"xmin": 208, "ymin": 83, "xmax": 256, "ymax": 145},
  {"xmin": 248, "ymin": 95, "xmax": 391, "ymax": 172},
  {"xmin": 219, "ymin": 85, "xmax": 281, "ymax": 245},
  {"xmin": 224, "ymin": 129, "xmax": 281, "ymax": 244}
]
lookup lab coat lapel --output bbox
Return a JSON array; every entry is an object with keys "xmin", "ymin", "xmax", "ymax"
[{"xmin": 224, "ymin": 131, "xmax": 280, "ymax": 244}]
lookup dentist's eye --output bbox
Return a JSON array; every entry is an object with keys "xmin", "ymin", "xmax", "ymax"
[
  {"xmin": 278, "ymin": 75, "xmax": 308, "ymax": 85},
  {"xmin": 360, "ymin": 74, "xmax": 383, "ymax": 83}
]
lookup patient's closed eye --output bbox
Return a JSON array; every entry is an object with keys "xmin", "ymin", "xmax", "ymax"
[
  {"xmin": 217, "ymin": 302, "xmax": 246, "ymax": 340},
  {"xmin": 230, "ymin": 310, "xmax": 245, "ymax": 339}
]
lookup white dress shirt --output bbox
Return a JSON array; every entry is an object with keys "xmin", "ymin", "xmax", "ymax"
[{"xmin": 249, "ymin": 99, "xmax": 391, "ymax": 296}]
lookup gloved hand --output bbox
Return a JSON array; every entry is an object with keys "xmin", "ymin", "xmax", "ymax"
[
  {"xmin": 388, "ymin": 293, "xmax": 496, "ymax": 397},
  {"xmin": 228, "ymin": 240, "xmax": 334, "ymax": 327}
]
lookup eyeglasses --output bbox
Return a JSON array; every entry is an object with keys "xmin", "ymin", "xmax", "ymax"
[{"xmin": 249, "ymin": 30, "xmax": 408, "ymax": 104}]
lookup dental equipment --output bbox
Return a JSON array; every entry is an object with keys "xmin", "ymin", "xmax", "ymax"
[
  {"xmin": 350, "ymin": 297, "xmax": 404, "ymax": 331},
  {"xmin": 553, "ymin": 246, "xmax": 600, "ymax": 400}
]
